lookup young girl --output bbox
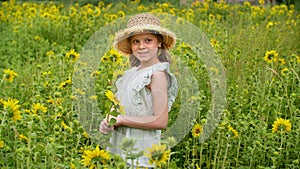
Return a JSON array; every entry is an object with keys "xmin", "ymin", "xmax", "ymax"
[{"xmin": 99, "ymin": 13, "xmax": 178, "ymax": 168}]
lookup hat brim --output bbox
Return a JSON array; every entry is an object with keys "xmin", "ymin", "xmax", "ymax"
[{"xmin": 114, "ymin": 24, "xmax": 176, "ymax": 56}]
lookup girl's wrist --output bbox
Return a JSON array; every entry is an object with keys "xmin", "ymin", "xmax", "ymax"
[{"xmin": 116, "ymin": 115, "xmax": 123, "ymax": 126}]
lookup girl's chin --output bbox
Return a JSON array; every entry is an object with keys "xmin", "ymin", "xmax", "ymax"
[
  {"xmin": 137, "ymin": 58, "xmax": 149, "ymax": 62},
  {"xmin": 135, "ymin": 56, "xmax": 150, "ymax": 60},
  {"xmin": 135, "ymin": 53, "xmax": 149, "ymax": 57}
]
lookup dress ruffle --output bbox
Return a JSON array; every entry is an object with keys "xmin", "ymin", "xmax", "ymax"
[{"xmin": 116, "ymin": 62, "xmax": 178, "ymax": 113}]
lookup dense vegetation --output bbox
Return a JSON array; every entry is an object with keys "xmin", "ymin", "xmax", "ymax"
[{"xmin": 0, "ymin": 0, "xmax": 299, "ymax": 168}]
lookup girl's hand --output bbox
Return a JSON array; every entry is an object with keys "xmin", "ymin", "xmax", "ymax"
[{"xmin": 99, "ymin": 118, "xmax": 114, "ymax": 134}]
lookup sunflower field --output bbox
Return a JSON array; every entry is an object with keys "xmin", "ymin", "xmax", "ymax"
[{"xmin": 0, "ymin": 0, "xmax": 300, "ymax": 168}]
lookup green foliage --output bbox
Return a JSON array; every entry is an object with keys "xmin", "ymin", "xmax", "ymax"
[{"xmin": 0, "ymin": 0, "xmax": 299, "ymax": 168}]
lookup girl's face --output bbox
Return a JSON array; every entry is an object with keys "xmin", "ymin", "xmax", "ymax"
[{"xmin": 130, "ymin": 33, "xmax": 162, "ymax": 64}]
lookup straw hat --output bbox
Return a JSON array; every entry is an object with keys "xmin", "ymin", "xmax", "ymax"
[{"xmin": 113, "ymin": 13, "xmax": 176, "ymax": 56}]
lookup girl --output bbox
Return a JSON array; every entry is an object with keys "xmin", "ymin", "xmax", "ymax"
[{"xmin": 99, "ymin": 13, "xmax": 178, "ymax": 168}]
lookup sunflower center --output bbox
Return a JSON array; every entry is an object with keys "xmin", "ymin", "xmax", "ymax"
[
  {"xmin": 69, "ymin": 54, "xmax": 76, "ymax": 59},
  {"xmin": 278, "ymin": 124, "xmax": 287, "ymax": 131},
  {"xmin": 5, "ymin": 74, "xmax": 11, "ymax": 78},
  {"xmin": 267, "ymin": 54, "xmax": 274, "ymax": 59}
]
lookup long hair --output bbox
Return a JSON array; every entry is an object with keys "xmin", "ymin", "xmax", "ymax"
[{"xmin": 129, "ymin": 34, "xmax": 172, "ymax": 67}]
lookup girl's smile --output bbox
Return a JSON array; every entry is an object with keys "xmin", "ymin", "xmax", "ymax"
[{"xmin": 137, "ymin": 51, "xmax": 149, "ymax": 56}]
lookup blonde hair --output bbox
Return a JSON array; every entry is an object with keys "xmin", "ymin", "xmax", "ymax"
[{"xmin": 129, "ymin": 33, "xmax": 171, "ymax": 67}]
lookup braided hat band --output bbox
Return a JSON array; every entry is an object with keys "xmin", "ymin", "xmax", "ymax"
[{"xmin": 114, "ymin": 13, "xmax": 176, "ymax": 56}]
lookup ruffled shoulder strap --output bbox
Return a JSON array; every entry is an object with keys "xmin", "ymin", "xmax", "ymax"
[{"xmin": 134, "ymin": 62, "xmax": 179, "ymax": 111}]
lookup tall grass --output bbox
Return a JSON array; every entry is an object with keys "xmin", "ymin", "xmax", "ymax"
[{"xmin": 0, "ymin": 0, "xmax": 299, "ymax": 168}]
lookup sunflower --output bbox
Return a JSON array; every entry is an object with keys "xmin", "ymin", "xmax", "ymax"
[
  {"xmin": 61, "ymin": 121, "xmax": 73, "ymax": 133},
  {"xmin": 89, "ymin": 95, "xmax": 97, "ymax": 100},
  {"xmin": 105, "ymin": 90, "xmax": 119, "ymax": 105},
  {"xmin": 264, "ymin": 50, "xmax": 278, "ymax": 63},
  {"xmin": 209, "ymin": 14, "xmax": 215, "ymax": 20},
  {"xmin": 0, "ymin": 10, "xmax": 4, "ymax": 20},
  {"xmin": 296, "ymin": 55, "xmax": 300, "ymax": 63},
  {"xmin": 175, "ymin": 17, "xmax": 185, "ymax": 25},
  {"xmin": 112, "ymin": 69, "xmax": 124, "ymax": 79},
  {"xmin": 280, "ymin": 68, "xmax": 289, "ymax": 76},
  {"xmin": 93, "ymin": 7, "xmax": 101, "ymax": 17},
  {"xmin": 137, "ymin": 4, "xmax": 146, "ymax": 11},
  {"xmin": 277, "ymin": 58, "xmax": 285, "ymax": 65},
  {"xmin": 28, "ymin": 7, "xmax": 37, "ymax": 16},
  {"xmin": 0, "ymin": 140, "xmax": 4, "ymax": 149},
  {"xmin": 12, "ymin": 109, "xmax": 21, "ymax": 121},
  {"xmin": 192, "ymin": 1, "xmax": 201, "ymax": 7},
  {"xmin": 70, "ymin": 163, "xmax": 76, "ymax": 169},
  {"xmin": 74, "ymin": 88, "xmax": 85, "ymax": 95},
  {"xmin": 186, "ymin": 12, "xmax": 194, "ymax": 22},
  {"xmin": 101, "ymin": 49, "xmax": 122, "ymax": 64},
  {"xmin": 109, "ymin": 14, "xmax": 118, "ymax": 21},
  {"xmin": 259, "ymin": 0, "xmax": 265, "ymax": 5},
  {"xmin": 34, "ymin": 35, "xmax": 41, "ymax": 41},
  {"xmin": 117, "ymin": 10, "xmax": 125, "ymax": 18},
  {"xmin": 18, "ymin": 134, "xmax": 28, "ymax": 142},
  {"xmin": 144, "ymin": 143, "xmax": 170, "ymax": 168},
  {"xmin": 66, "ymin": 49, "xmax": 80, "ymax": 62},
  {"xmin": 41, "ymin": 12, "xmax": 53, "ymax": 19},
  {"xmin": 61, "ymin": 121, "xmax": 68, "ymax": 129},
  {"xmin": 3, "ymin": 69, "xmax": 18, "ymax": 83},
  {"xmin": 266, "ymin": 21, "xmax": 274, "ymax": 29},
  {"xmin": 32, "ymin": 103, "xmax": 48, "ymax": 114},
  {"xmin": 46, "ymin": 50, "xmax": 55, "ymax": 58},
  {"xmin": 192, "ymin": 123, "xmax": 202, "ymax": 138},
  {"xmin": 0, "ymin": 98, "xmax": 4, "ymax": 106},
  {"xmin": 69, "ymin": 6, "xmax": 77, "ymax": 17},
  {"xmin": 59, "ymin": 79, "xmax": 72, "ymax": 89},
  {"xmin": 3, "ymin": 98, "xmax": 21, "ymax": 121},
  {"xmin": 83, "ymin": 131, "xmax": 89, "ymax": 139},
  {"xmin": 272, "ymin": 118, "xmax": 292, "ymax": 133},
  {"xmin": 90, "ymin": 70, "xmax": 100, "ymax": 77},
  {"xmin": 210, "ymin": 38, "xmax": 220, "ymax": 49},
  {"xmin": 81, "ymin": 146, "xmax": 110, "ymax": 168},
  {"xmin": 228, "ymin": 125, "xmax": 239, "ymax": 138}
]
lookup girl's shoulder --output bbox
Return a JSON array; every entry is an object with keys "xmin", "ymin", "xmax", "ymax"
[
  {"xmin": 134, "ymin": 62, "xmax": 177, "ymax": 91},
  {"xmin": 150, "ymin": 62, "xmax": 170, "ymax": 71}
]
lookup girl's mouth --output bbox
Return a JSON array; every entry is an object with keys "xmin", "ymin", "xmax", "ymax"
[{"xmin": 137, "ymin": 51, "xmax": 148, "ymax": 56}]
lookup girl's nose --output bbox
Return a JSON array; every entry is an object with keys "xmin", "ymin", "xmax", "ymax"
[{"xmin": 139, "ymin": 42, "xmax": 145, "ymax": 49}]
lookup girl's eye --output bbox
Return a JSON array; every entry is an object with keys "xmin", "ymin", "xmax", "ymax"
[
  {"xmin": 132, "ymin": 39, "xmax": 139, "ymax": 44},
  {"xmin": 145, "ymin": 39, "xmax": 152, "ymax": 43}
]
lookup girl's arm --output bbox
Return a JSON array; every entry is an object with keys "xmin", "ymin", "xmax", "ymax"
[{"xmin": 114, "ymin": 71, "xmax": 169, "ymax": 130}]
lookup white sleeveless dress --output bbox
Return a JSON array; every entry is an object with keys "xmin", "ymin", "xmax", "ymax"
[{"xmin": 108, "ymin": 62, "xmax": 178, "ymax": 167}]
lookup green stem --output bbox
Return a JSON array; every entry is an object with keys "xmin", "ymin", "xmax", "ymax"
[
  {"xmin": 221, "ymin": 136, "xmax": 230, "ymax": 168},
  {"xmin": 131, "ymin": 158, "xmax": 134, "ymax": 169},
  {"xmin": 235, "ymin": 138, "xmax": 241, "ymax": 168},
  {"xmin": 213, "ymin": 132, "xmax": 222, "ymax": 168},
  {"xmin": 27, "ymin": 118, "xmax": 32, "ymax": 169}
]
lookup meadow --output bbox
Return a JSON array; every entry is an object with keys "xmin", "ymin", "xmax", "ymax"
[{"xmin": 0, "ymin": 0, "xmax": 299, "ymax": 168}]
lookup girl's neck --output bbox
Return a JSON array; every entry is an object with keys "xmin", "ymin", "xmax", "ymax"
[{"xmin": 138, "ymin": 59, "xmax": 160, "ymax": 70}]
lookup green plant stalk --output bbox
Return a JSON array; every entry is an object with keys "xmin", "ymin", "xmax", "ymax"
[
  {"xmin": 106, "ymin": 104, "xmax": 114, "ymax": 125},
  {"xmin": 222, "ymin": 136, "xmax": 230, "ymax": 168},
  {"xmin": 52, "ymin": 150, "xmax": 55, "ymax": 169},
  {"xmin": 131, "ymin": 158, "xmax": 134, "ymax": 169},
  {"xmin": 199, "ymin": 143, "xmax": 203, "ymax": 167},
  {"xmin": 72, "ymin": 133, "xmax": 81, "ymax": 159},
  {"xmin": 27, "ymin": 118, "xmax": 32, "ymax": 169},
  {"xmin": 213, "ymin": 133, "xmax": 222, "ymax": 169},
  {"xmin": 235, "ymin": 138, "xmax": 241, "ymax": 168},
  {"xmin": 64, "ymin": 131, "xmax": 67, "ymax": 163}
]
